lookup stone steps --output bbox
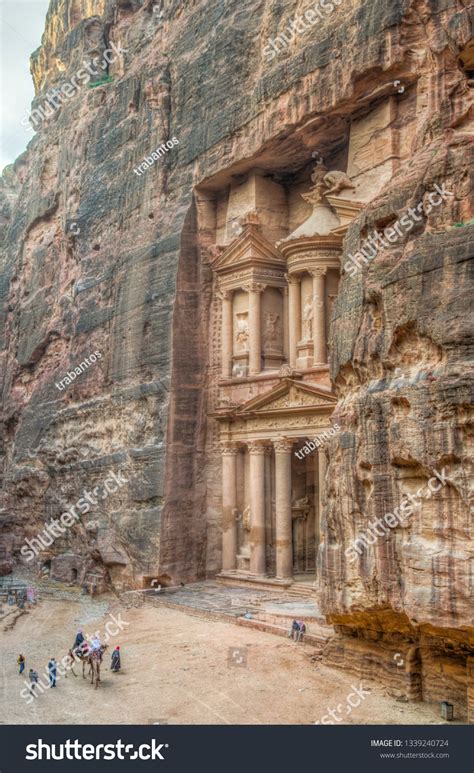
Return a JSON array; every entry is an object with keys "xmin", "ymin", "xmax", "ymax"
[
  {"xmin": 147, "ymin": 596, "xmax": 331, "ymax": 649},
  {"xmin": 217, "ymin": 574, "xmax": 316, "ymax": 598}
]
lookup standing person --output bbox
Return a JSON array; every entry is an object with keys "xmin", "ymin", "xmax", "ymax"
[
  {"xmin": 111, "ymin": 646, "xmax": 121, "ymax": 673},
  {"xmin": 17, "ymin": 654, "xmax": 25, "ymax": 675},
  {"xmin": 48, "ymin": 658, "xmax": 57, "ymax": 688},
  {"xmin": 29, "ymin": 668, "xmax": 39, "ymax": 695}
]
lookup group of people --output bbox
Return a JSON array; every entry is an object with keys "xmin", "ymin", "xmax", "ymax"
[
  {"xmin": 288, "ymin": 619, "xmax": 306, "ymax": 642},
  {"xmin": 17, "ymin": 655, "xmax": 58, "ymax": 693},
  {"xmin": 17, "ymin": 629, "xmax": 122, "ymax": 694}
]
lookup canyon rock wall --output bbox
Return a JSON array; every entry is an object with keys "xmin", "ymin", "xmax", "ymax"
[{"xmin": 0, "ymin": 0, "xmax": 473, "ymax": 709}]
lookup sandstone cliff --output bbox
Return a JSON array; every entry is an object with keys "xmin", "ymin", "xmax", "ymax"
[{"xmin": 0, "ymin": 0, "xmax": 473, "ymax": 716}]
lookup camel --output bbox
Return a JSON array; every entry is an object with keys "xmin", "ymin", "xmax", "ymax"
[{"xmin": 68, "ymin": 644, "xmax": 108, "ymax": 688}]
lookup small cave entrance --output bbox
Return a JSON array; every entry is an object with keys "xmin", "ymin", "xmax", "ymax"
[
  {"xmin": 71, "ymin": 568, "xmax": 78, "ymax": 583},
  {"xmin": 41, "ymin": 559, "xmax": 51, "ymax": 576},
  {"xmin": 458, "ymin": 40, "xmax": 474, "ymax": 85}
]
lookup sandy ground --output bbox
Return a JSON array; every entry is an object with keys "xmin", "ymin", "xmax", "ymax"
[{"xmin": 0, "ymin": 596, "xmax": 448, "ymax": 725}]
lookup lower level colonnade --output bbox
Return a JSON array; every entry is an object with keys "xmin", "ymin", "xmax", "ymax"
[{"xmin": 221, "ymin": 439, "xmax": 327, "ymax": 582}]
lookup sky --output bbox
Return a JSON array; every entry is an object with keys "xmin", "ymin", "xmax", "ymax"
[{"xmin": 0, "ymin": 0, "xmax": 51, "ymax": 172}]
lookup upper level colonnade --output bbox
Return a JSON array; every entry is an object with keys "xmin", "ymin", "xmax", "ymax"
[{"xmin": 209, "ymin": 164, "xmax": 363, "ymax": 379}]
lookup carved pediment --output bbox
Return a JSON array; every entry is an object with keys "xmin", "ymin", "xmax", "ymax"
[
  {"xmin": 210, "ymin": 224, "xmax": 286, "ymax": 277},
  {"xmin": 231, "ymin": 379, "xmax": 336, "ymax": 418}
]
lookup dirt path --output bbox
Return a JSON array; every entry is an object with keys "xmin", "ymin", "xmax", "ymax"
[{"xmin": 0, "ymin": 598, "xmax": 446, "ymax": 725}]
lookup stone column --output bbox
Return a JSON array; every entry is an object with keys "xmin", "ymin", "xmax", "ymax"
[
  {"xmin": 221, "ymin": 442, "xmax": 238, "ymax": 571},
  {"xmin": 287, "ymin": 275, "xmax": 301, "ymax": 368},
  {"xmin": 282, "ymin": 286, "xmax": 289, "ymax": 362},
  {"xmin": 314, "ymin": 454, "xmax": 320, "ymax": 563},
  {"xmin": 274, "ymin": 438, "xmax": 294, "ymax": 579},
  {"xmin": 221, "ymin": 290, "xmax": 233, "ymax": 378},
  {"xmin": 264, "ymin": 446, "xmax": 273, "ymax": 557},
  {"xmin": 318, "ymin": 446, "xmax": 327, "ymax": 525},
  {"xmin": 247, "ymin": 282, "xmax": 264, "ymax": 375},
  {"xmin": 248, "ymin": 441, "xmax": 266, "ymax": 575},
  {"xmin": 311, "ymin": 268, "xmax": 327, "ymax": 364}
]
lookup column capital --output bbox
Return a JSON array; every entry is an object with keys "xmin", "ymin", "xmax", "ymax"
[
  {"xmin": 285, "ymin": 273, "xmax": 300, "ymax": 285},
  {"xmin": 221, "ymin": 441, "xmax": 239, "ymax": 456},
  {"xmin": 247, "ymin": 440, "xmax": 268, "ymax": 455},
  {"xmin": 217, "ymin": 288, "xmax": 233, "ymax": 301},
  {"xmin": 243, "ymin": 281, "xmax": 266, "ymax": 294},
  {"xmin": 273, "ymin": 437, "xmax": 294, "ymax": 452},
  {"xmin": 309, "ymin": 267, "xmax": 327, "ymax": 277}
]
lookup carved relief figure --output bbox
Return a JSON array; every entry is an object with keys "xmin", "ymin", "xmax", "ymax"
[
  {"xmin": 263, "ymin": 312, "xmax": 280, "ymax": 348},
  {"xmin": 310, "ymin": 162, "xmax": 330, "ymax": 200},
  {"xmin": 302, "ymin": 296, "xmax": 313, "ymax": 340},
  {"xmin": 323, "ymin": 170, "xmax": 355, "ymax": 196},
  {"xmin": 307, "ymin": 163, "xmax": 356, "ymax": 204},
  {"xmin": 242, "ymin": 505, "xmax": 251, "ymax": 532},
  {"xmin": 235, "ymin": 312, "xmax": 249, "ymax": 352}
]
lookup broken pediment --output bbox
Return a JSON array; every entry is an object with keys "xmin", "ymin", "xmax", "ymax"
[{"xmin": 210, "ymin": 220, "xmax": 286, "ymax": 278}]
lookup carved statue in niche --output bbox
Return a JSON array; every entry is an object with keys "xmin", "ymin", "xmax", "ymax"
[
  {"xmin": 235, "ymin": 312, "xmax": 249, "ymax": 352},
  {"xmin": 242, "ymin": 505, "xmax": 251, "ymax": 531},
  {"xmin": 263, "ymin": 312, "xmax": 280, "ymax": 348},
  {"xmin": 241, "ymin": 505, "xmax": 251, "ymax": 532},
  {"xmin": 302, "ymin": 296, "xmax": 313, "ymax": 340}
]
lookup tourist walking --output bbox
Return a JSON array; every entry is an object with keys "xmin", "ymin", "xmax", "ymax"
[
  {"xmin": 48, "ymin": 658, "xmax": 57, "ymax": 688},
  {"xmin": 17, "ymin": 654, "xmax": 25, "ymax": 675},
  {"xmin": 29, "ymin": 668, "xmax": 39, "ymax": 695}
]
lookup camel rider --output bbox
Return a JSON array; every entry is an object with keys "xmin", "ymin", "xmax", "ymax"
[
  {"xmin": 72, "ymin": 629, "xmax": 86, "ymax": 655},
  {"xmin": 90, "ymin": 636, "xmax": 102, "ymax": 655}
]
